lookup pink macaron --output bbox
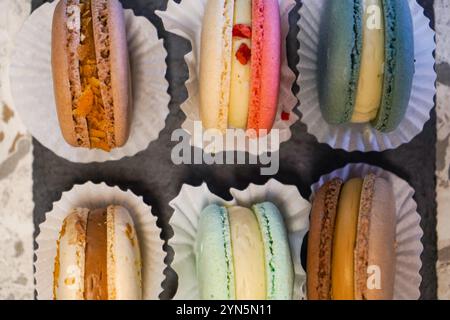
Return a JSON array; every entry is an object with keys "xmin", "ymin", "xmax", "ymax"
[{"xmin": 199, "ymin": 0, "xmax": 281, "ymax": 135}]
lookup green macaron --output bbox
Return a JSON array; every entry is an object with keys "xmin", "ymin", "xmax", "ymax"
[
  {"xmin": 195, "ymin": 202, "xmax": 294, "ymax": 300},
  {"xmin": 317, "ymin": 0, "xmax": 414, "ymax": 132}
]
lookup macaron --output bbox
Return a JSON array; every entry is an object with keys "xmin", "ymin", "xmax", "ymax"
[
  {"xmin": 199, "ymin": 0, "xmax": 281, "ymax": 134},
  {"xmin": 307, "ymin": 174, "xmax": 396, "ymax": 300},
  {"xmin": 317, "ymin": 0, "xmax": 414, "ymax": 132},
  {"xmin": 53, "ymin": 205, "xmax": 142, "ymax": 300},
  {"xmin": 52, "ymin": 0, "xmax": 131, "ymax": 151},
  {"xmin": 196, "ymin": 202, "xmax": 294, "ymax": 300}
]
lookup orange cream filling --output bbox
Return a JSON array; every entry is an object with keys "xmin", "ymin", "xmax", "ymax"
[
  {"xmin": 331, "ymin": 178, "xmax": 363, "ymax": 300},
  {"xmin": 74, "ymin": 0, "xmax": 111, "ymax": 151}
]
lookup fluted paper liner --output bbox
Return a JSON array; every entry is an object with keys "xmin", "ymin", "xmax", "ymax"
[
  {"xmin": 157, "ymin": 0, "xmax": 298, "ymax": 155},
  {"xmin": 297, "ymin": 0, "xmax": 436, "ymax": 151},
  {"xmin": 168, "ymin": 179, "xmax": 311, "ymax": 300},
  {"xmin": 35, "ymin": 182, "xmax": 166, "ymax": 300},
  {"xmin": 311, "ymin": 163, "xmax": 423, "ymax": 300},
  {"xmin": 10, "ymin": 2, "xmax": 170, "ymax": 163}
]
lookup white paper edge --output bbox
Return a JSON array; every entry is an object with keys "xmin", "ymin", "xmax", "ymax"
[
  {"xmin": 168, "ymin": 179, "xmax": 311, "ymax": 300},
  {"xmin": 34, "ymin": 182, "xmax": 166, "ymax": 300},
  {"xmin": 310, "ymin": 163, "xmax": 424, "ymax": 300},
  {"xmin": 157, "ymin": 0, "xmax": 299, "ymax": 155},
  {"xmin": 297, "ymin": 0, "xmax": 436, "ymax": 152}
]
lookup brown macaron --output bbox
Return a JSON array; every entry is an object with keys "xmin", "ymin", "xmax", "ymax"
[
  {"xmin": 52, "ymin": 0, "xmax": 130, "ymax": 151},
  {"xmin": 307, "ymin": 174, "xmax": 396, "ymax": 300}
]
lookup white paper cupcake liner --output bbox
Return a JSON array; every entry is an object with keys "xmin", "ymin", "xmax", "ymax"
[
  {"xmin": 311, "ymin": 163, "xmax": 423, "ymax": 300},
  {"xmin": 168, "ymin": 179, "xmax": 311, "ymax": 300},
  {"xmin": 297, "ymin": 0, "xmax": 436, "ymax": 152},
  {"xmin": 35, "ymin": 182, "xmax": 166, "ymax": 300},
  {"xmin": 10, "ymin": 2, "xmax": 170, "ymax": 163},
  {"xmin": 157, "ymin": 0, "xmax": 298, "ymax": 155}
]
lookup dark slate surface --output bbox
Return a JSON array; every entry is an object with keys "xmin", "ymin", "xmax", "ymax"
[{"xmin": 31, "ymin": 0, "xmax": 437, "ymax": 299}]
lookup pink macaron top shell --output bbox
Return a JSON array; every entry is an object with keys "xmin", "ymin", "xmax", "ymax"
[{"xmin": 247, "ymin": 0, "xmax": 281, "ymax": 134}]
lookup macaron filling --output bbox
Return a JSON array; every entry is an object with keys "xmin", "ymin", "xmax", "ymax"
[
  {"xmin": 228, "ymin": 206, "xmax": 266, "ymax": 299},
  {"xmin": 84, "ymin": 208, "xmax": 108, "ymax": 300},
  {"xmin": 197, "ymin": 202, "xmax": 293, "ymax": 300},
  {"xmin": 331, "ymin": 178, "xmax": 363, "ymax": 299},
  {"xmin": 228, "ymin": 0, "xmax": 252, "ymax": 129},
  {"xmin": 352, "ymin": 0, "xmax": 385, "ymax": 123},
  {"xmin": 70, "ymin": 0, "xmax": 115, "ymax": 151}
]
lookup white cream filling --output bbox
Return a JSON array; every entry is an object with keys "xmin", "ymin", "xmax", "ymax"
[
  {"xmin": 228, "ymin": 206, "xmax": 266, "ymax": 300},
  {"xmin": 228, "ymin": 0, "xmax": 252, "ymax": 129},
  {"xmin": 352, "ymin": 0, "xmax": 385, "ymax": 123}
]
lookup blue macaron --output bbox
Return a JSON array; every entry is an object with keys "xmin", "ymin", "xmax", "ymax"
[{"xmin": 317, "ymin": 0, "xmax": 414, "ymax": 132}]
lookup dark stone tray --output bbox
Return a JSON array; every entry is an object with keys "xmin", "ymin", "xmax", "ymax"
[{"xmin": 31, "ymin": 0, "xmax": 437, "ymax": 299}]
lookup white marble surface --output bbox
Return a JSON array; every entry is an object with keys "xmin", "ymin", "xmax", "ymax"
[
  {"xmin": 0, "ymin": 0, "xmax": 33, "ymax": 300},
  {"xmin": 435, "ymin": 0, "xmax": 450, "ymax": 301},
  {"xmin": 0, "ymin": 0, "xmax": 449, "ymax": 300}
]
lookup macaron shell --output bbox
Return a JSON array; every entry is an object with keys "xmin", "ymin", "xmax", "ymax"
[
  {"xmin": 52, "ymin": 0, "xmax": 86, "ymax": 147},
  {"xmin": 107, "ymin": 206, "xmax": 142, "ymax": 300},
  {"xmin": 104, "ymin": 0, "xmax": 131, "ymax": 147},
  {"xmin": 199, "ymin": 0, "xmax": 234, "ymax": 132},
  {"xmin": 317, "ymin": 0, "xmax": 363, "ymax": 124},
  {"xmin": 307, "ymin": 178, "xmax": 343, "ymax": 300},
  {"xmin": 196, "ymin": 204, "xmax": 235, "ymax": 300},
  {"xmin": 247, "ymin": 0, "xmax": 281, "ymax": 132},
  {"xmin": 252, "ymin": 202, "xmax": 294, "ymax": 300},
  {"xmin": 372, "ymin": 0, "xmax": 415, "ymax": 132},
  {"xmin": 54, "ymin": 209, "xmax": 89, "ymax": 300},
  {"xmin": 364, "ymin": 178, "xmax": 396, "ymax": 300}
]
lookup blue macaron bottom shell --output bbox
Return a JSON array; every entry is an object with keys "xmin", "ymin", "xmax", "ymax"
[
  {"xmin": 373, "ymin": 0, "xmax": 415, "ymax": 132},
  {"xmin": 317, "ymin": 0, "xmax": 363, "ymax": 125}
]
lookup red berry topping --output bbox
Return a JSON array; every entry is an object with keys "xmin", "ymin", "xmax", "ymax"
[
  {"xmin": 233, "ymin": 24, "xmax": 252, "ymax": 39},
  {"xmin": 235, "ymin": 43, "xmax": 251, "ymax": 65},
  {"xmin": 281, "ymin": 112, "xmax": 290, "ymax": 121}
]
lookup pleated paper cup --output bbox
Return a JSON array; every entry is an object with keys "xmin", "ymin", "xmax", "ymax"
[
  {"xmin": 168, "ymin": 179, "xmax": 311, "ymax": 300},
  {"xmin": 311, "ymin": 163, "xmax": 423, "ymax": 300},
  {"xmin": 157, "ymin": 0, "xmax": 298, "ymax": 155},
  {"xmin": 35, "ymin": 182, "xmax": 166, "ymax": 300},
  {"xmin": 297, "ymin": 0, "xmax": 436, "ymax": 152},
  {"xmin": 10, "ymin": 2, "xmax": 170, "ymax": 163}
]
